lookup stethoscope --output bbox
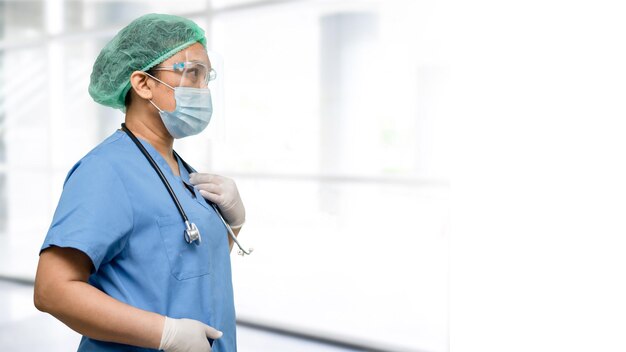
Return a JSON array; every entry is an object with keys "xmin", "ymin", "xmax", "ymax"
[{"xmin": 121, "ymin": 123, "xmax": 253, "ymax": 256}]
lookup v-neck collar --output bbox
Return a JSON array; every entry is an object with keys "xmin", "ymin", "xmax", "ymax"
[
  {"xmin": 175, "ymin": 153, "xmax": 214, "ymax": 211},
  {"xmin": 175, "ymin": 154, "xmax": 213, "ymax": 211},
  {"xmin": 116, "ymin": 129, "xmax": 212, "ymax": 212},
  {"xmin": 116, "ymin": 129, "xmax": 177, "ymax": 178}
]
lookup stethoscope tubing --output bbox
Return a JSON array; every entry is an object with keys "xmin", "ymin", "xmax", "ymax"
[
  {"xmin": 121, "ymin": 123, "xmax": 190, "ymax": 225},
  {"xmin": 209, "ymin": 202, "xmax": 253, "ymax": 256},
  {"xmin": 121, "ymin": 123, "xmax": 253, "ymax": 255}
]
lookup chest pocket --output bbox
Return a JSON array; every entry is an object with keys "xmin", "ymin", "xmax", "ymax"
[{"xmin": 157, "ymin": 211, "xmax": 213, "ymax": 280}]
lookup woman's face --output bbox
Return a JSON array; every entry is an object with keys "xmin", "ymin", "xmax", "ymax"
[{"xmin": 149, "ymin": 42, "xmax": 211, "ymax": 112}]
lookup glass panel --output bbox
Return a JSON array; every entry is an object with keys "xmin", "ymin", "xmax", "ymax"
[
  {"xmin": 231, "ymin": 177, "xmax": 449, "ymax": 351},
  {"xmin": 0, "ymin": 1, "xmax": 45, "ymax": 42},
  {"xmin": 0, "ymin": 2, "xmax": 447, "ymax": 351},
  {"xmin": 211, "ymin": 1, "xmax": 449, "ymax": 350},
  {"xmin": 211, "ymin": 0, "xmax": 271, "ymax": 10}
]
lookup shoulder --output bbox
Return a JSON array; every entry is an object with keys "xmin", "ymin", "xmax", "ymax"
[{"xmin": 63, "ymin": 130, "xmax": 130, "ymax": 187}]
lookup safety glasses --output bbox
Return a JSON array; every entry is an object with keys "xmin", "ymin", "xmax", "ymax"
[{"xmin": 152, "ymin": 61, "xmax": 216, "ymax": 88}]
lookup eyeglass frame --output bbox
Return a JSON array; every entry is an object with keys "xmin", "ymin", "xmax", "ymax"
[{"xmin": 150, "ymin": 61, "xmax": 217, "ymax": 87}]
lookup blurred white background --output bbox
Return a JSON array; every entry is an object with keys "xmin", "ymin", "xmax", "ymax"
[
  {"xmin": 0, "ymin": 0, "xmax": 449, "ymax": 351},
  {"xmin": 2, "ymin": 1, "xmax": 625, "ymax": 352}
]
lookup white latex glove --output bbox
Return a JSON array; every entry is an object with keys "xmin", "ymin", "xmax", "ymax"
[
  {"xmin": 189, "ymin": 173, "xmax": 245, "ymax": 228},
  {"xmin": 159, "ymin": 316, "xmax": 223, "ymax": 352}
]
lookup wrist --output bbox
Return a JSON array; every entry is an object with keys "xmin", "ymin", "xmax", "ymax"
[{"xmin": 158, "ymin": 315, "xmax": 172, "ymax": 350}]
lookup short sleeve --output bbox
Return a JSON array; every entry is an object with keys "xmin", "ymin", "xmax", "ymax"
[{"xmin": 40, "ymin": 155, "xmax": 134, "ymax": 272}]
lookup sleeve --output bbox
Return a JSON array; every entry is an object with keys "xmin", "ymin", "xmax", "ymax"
[{"xmin": 39, "ymin": 155, "xmax": 134, "ymax": 272}]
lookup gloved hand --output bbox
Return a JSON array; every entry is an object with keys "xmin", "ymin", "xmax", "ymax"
[
  {"xmin": 189, "ymin": 173, "xmax": 245, "ymax": 228},
  {"xmin": 159, "ymin": 316, "xmax": 223, "ymax": 352}
]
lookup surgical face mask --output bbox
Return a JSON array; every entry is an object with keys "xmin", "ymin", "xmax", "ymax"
[{"xmin": 145, "ymin": 72, "xmax": 213, "ymax": 139}]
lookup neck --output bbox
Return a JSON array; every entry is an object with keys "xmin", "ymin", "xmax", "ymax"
[{"xmin": 124, "ymin": 106, "xmax": 174, "ymax": 163}]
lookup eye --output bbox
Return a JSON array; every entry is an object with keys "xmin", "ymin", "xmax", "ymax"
[{"xmin": 186, "ymin": 68, "xmax": 200, "ymax": 81}]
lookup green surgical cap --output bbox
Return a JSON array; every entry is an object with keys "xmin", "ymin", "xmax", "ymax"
[{"xmin": 88, "ymin": 13, "xmax": 207, "ymax": 111}]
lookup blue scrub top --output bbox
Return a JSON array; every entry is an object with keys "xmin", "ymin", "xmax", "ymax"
[{"xmin": 40, "ymin": 129, "xmax": 237, "ymax": 351}]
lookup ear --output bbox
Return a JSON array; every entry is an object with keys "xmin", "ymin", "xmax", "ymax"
[{"xmin": 129, "ymin": 71, "xmax": 154, "ymax": 101}]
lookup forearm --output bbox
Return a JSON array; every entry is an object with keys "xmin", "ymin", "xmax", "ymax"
[{"xmin": 40, "ymin": 280, "xmax": 163, "ymax": 349}]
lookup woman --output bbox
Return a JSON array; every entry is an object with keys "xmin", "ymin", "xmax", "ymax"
[{"xmin": 33, "ymin": 13, "xmax": 244, "ymax": 352}]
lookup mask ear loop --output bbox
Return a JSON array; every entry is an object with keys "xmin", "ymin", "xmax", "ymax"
[
  {"xmin": 149, "ymin": 99, "xmax": 164, "ymax": 112},
  {"xmin": 144, "ymin": 71, "xmax": 175, "ymax": 112}
]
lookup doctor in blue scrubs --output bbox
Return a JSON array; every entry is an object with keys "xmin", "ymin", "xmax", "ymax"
[{"xmin": 33, "ymin": 14, "xmax": 245, "ymax": 352}]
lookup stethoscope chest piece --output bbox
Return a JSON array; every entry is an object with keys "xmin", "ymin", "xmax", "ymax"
[
  {"xmin": 184, "ymin": 221, "xmax": 201, "ymax": 244},
  {"xmin": 121, "ymin": 123, "xmax": 252, "ymax": 253}
]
